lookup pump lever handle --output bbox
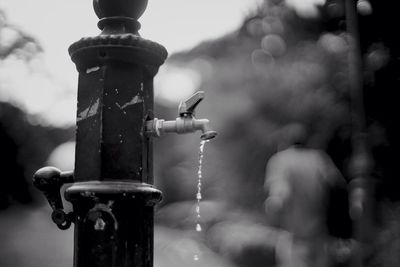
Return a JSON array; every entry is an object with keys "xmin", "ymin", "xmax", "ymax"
[
  {"xmin": 178, "ymin": 91, "xmax": 204, "ymax": 117},
  {"xmin": 33, "ymin": 167, "xmax": 74, "ymax": 230}
]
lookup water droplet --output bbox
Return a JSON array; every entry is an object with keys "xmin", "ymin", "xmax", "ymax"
[
  {"xmin": 192, "ymin": 140, "xmax": 208, "ymax": 263},
  {"xmin": 196, "ymin": 223, "xmax": 202, "ymax": 232}
]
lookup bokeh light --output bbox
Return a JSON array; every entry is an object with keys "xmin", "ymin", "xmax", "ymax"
[{"xmin": 155, "ymin": 65, "xmax": 201, "ymax": 107}]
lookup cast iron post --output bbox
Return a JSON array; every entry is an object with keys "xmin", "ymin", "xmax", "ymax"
[{"xmin": 34, "ymin": 0, "xmax": 167, "ymax": 266}]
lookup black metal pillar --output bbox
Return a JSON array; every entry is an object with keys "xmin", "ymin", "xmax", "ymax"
[
  {"xmin": 34, "ymin": 1, "xmax": 167, "ymax": 267},
  {"xmin": 66, "ymin": 1, "xmax": 167, "ymax": 266}
]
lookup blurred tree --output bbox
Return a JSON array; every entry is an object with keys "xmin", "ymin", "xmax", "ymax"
[
  {"xmin": 0, "ymin": 101, "xmax": 75, "ymax": 210},
  {"xmin": 0, "ymin": 118, "xmax": 29, "ymax": 208},
  {"xmin": 356, "ymin": 1, "xmax": 400, "ymax": 202},
  {"xmin": 158, "ymin": 0, "xmax": 350, "ymax": 211},
  {"xmin": 0, "ymin": 9, "xmax": 74, "ymax": 210},
  {"xmin": 152, "ymin": 1, "xmax": 361, "ymax": 265},
  {"xmin": 0, "ymin": 10, "xmax": 42, "ymax": 60},
  {"xmin": 320, "ymin": 0, "xmax": 400, "ymax": 200}
]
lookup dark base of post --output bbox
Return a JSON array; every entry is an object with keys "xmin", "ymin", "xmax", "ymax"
[{"xmin": 65, "ymin": 182, "xmax": 162, "ymax": 267}]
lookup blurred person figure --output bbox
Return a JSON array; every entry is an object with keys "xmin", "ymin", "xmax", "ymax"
[{"xmin": 264, "ymin": 123, "xmax": 349, "ymax": 267}]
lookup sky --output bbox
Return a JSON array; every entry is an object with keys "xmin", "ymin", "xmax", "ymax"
[{"xmin": 0, "ymin": 0, "xmax": 323, "ymax": 127}]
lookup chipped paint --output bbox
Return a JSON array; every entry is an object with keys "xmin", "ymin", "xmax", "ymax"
[
  {"xmin": 77, "ymin": 98, "xmax": 100, "ymax": 122},
  {"xmin": 86, "ymin": 66, "xmax": 100, "ymax": 74},
  {"xmin": 115, "ymin": 94, "xmax": 143, "ymax": 110},
  {"xmin": 77, "ymin": 100, "xmax": 99, "ymax": 122}
]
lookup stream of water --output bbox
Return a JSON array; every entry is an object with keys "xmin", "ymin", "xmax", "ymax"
[{"xmin": 193, "ymin": 139, "xmax": 208, "ymax": 261}]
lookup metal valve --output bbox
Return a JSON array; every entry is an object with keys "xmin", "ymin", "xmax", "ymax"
[{"xmin": 146, "ymin": 91, "xmax": 217, "ymax": 140}]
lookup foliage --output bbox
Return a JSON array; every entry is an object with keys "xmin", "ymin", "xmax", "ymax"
[
  {"xmin": 156, "ymin": 0, "xmax": 350, "ymax": 211},
  {"xmin": 0, "ymin": 9, "xmax": 74, "ymax": 209},
  {"xmin": 1, "ymin": 1, "xmax": 400, "ymax": 266},
  {"xmin": 0, "ymin": 10, "xmax": 42, "ymax": 60},
  {"xmin": 154, "ymin": 1, "xmax": 400, "ymax": 266}
]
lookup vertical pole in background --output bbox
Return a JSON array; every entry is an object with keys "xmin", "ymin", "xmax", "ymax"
[
  {"xmin": 65, "ymin": 0, "xmax": 167, "ymax": 266},
  {"xmin": 345, "ymin": 0, "xmax": 376, "ymax": 266}
]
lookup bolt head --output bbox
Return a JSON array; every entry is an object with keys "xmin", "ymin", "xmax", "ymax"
[{"xmin": 93, "ymin": 0, "xmax": 148, "ymax": 20}]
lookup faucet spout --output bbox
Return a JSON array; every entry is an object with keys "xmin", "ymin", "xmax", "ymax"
[
  {"xmin": 195, "ymin": 119, "xmax": 217, "ymax": 140},
  {"xmin": 145, "ymin": 117, "xmax": 217, "ymax": 140}
]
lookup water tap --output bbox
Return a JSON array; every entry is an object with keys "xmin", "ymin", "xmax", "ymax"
[{"xmin": 146, "ymin": 91, "xmax": 217, "ymax": 140}]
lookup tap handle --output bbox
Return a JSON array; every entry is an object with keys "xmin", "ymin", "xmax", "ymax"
[
  {"xmin": 178, "ymin": 91, "xmax": 204, "ymax": 117},
  {"xmin": 33, "ymin": 167, "xmax": 74, "ymax": 230}
]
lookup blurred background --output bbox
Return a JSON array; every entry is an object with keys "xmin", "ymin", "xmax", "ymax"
[{"xmin": 1, "ymin": 0, "xmax": 400, "ymax": 266}]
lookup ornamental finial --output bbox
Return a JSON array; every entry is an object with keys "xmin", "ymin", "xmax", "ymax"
[{"xmin": 93, "ymin": 0, "xmax": 148, "ymax": 34}]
